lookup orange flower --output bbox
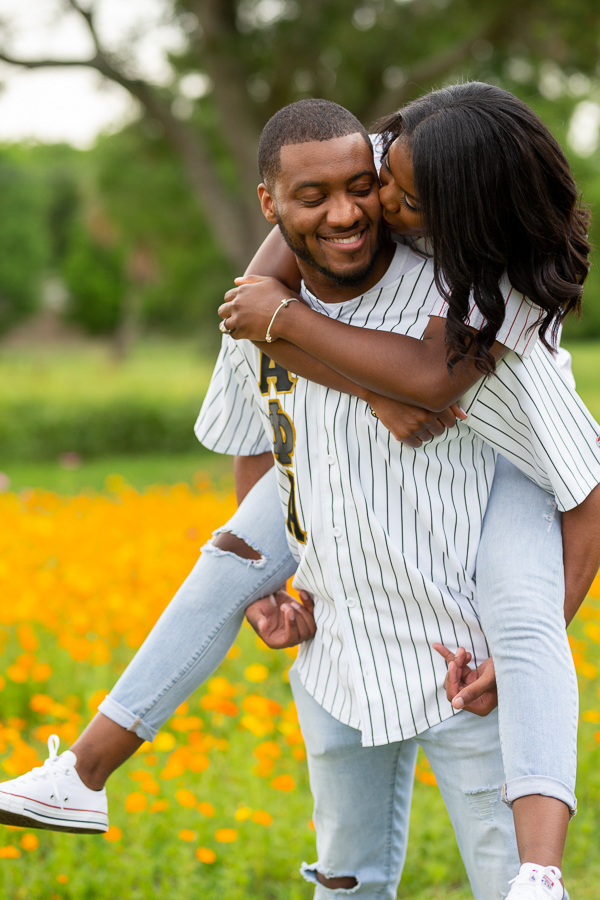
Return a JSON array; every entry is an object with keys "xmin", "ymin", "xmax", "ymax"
[
  {"xmin": 0, "ymin": 845, "xmax": 21, "ymax": 858},
  {"xmin": 271, "ymin": 774, "xmax": 296, "ymax": 792},
  {"xmin": 176, "ymin": 789, "xmax": 197, "ymax": 809},
  {"xmin": 252, "ymin": 810, "xmax": 273, "ymax": 827},
  {"xmin": 20, "ymin": 833, "xmax": 39, "ymax": 851},
  {"xmin": 179, "ymin": 829, "xmax": 197, "ymax": 842},
  {"xmin": 197, "ymin": 801, "xmax": 215, "ymax": 817},
  {"xmin": 196, "ymin": 847, "xmax": 217, "ymax": 864},
  {"xmin": 56, "ymin": 874, "xmax": 69, "ymax": 884},
  {"xmin": 244, "ymin": 664, "xmax": 270, "ymax": 683},
  {"xmin": 149, "ymin": 799, "xmax": 169, "ymax": 813},
  {"xmin": 102, "ymin": 826, "xmax": 123, "ymax": 843},
  {"xmin": 215, "ymin": 828, "xmax": 238, "ymax": 843},
  {"xmin": 124, "ymin": 791, "xmax": 148, "ymax": 813}
]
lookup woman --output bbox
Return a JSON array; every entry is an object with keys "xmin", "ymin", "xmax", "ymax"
[{"xmin": 217, "ymin": 83, "xmax": 599, "ymax": 899}]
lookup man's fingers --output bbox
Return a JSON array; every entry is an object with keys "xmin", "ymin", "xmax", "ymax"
[
  {"xmin": 452, "ymin": 670, "xmax": 496, "ymax": 710},
  {"xmin": 432, "ymin": 642, "xmax": 456, "ymax": 663},
  {"xmin": 298, "ymin": 590, "xmax": 314, "ymax": 613}
]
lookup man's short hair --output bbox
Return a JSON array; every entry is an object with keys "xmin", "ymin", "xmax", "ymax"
[{"xmin": 258, "ymin": 99, "xmax": 372, "ymax": 187}]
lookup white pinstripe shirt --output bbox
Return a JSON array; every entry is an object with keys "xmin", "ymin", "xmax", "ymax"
[{"xmin": 196, "ymin": 242, "xmax": 600, "ymax": 746}]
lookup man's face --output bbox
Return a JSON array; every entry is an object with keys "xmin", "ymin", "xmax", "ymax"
[{"xmin": 259, "ymin": 134, "xmax": 384, "ymax": 288}]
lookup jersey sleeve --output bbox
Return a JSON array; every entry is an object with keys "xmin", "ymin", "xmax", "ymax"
[
  {"xmin": 429, "ymin": 273, "xmax": 542, "ymax": 358},
  {"xmin": 460, "ymin": 342, "xmax": 600, "ymax": 511},
  {"xmin": 194, "ymin": 337, "xmax": 271, "ymax": 456}
]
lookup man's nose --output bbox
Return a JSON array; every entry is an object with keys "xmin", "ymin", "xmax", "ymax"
[{"xmin": 326, "ymin": 194, "xmax": 363, "ymax": 228}]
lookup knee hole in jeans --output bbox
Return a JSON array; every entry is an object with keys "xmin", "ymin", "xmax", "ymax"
[
  {"xmin": 317, "ymin": 872, "xmax": 358, "ymax": 890},
  {"xmin": 210, "ymin": 530, "xmax": 263, "ymax": 561}
]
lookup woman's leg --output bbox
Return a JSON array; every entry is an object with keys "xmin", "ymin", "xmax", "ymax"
[
  {"xmin": 476, "ymin": 455, "xmax": 578, "ymax": 870},
  {"xmin": 74, "ymin": 466, "xmax": 296, "ymax": 787}
]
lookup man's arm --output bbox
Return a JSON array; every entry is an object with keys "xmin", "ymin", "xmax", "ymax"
[{"xmin": 233, "ymin": 452, "xmax": 274, "ymax": 504}]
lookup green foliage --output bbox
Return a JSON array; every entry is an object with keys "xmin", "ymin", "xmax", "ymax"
[
  {"xmin": 63, "ymin": 226, "xmax": 127, "ymax": 334},
  {"xmin": 0, "ymin": 340, "xmax": 215, "ymax": 463},
  {"xmin": 0, "ymin": 149, "xmax": 49, "ymax": 331}
]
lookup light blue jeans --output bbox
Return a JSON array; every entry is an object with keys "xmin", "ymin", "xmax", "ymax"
[
  {"xmin": 99, "ymin": 457, "xmax": 577, "ymax": 890},
  {"xmin": 291, "ymin": 668, "xmax": 519, "ymax": 900},
  {"xmin": 477, "ymin": 455, "xmax": 578, "ymax": 814}
]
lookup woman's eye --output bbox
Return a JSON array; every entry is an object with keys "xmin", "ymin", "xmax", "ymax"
[{"xmin": 402, "ymin": 194, "xmax": 419, "ymax": 212}]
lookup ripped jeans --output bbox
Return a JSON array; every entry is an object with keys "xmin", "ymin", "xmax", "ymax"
[{"xmin": 291, "ymin": 668, "xmax": 519, "ymax": 900}]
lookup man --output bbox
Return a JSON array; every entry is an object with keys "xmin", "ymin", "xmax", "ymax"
[{"xmin": 194, "ymin": 99, "xmax": 600, "ymax": 898}]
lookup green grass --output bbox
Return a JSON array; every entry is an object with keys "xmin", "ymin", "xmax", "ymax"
[
  {"xmin": 565, "ymin": 340, "xmax": 600, "ymax": 420},
  {"xmin": 1, "ymin": 450, "xmax": 233, "ymax": 494}
]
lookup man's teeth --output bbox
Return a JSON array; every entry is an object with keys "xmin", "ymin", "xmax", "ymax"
[{"xmin": 324, "ymin": 234, "xmax": 362, "ymax": 244}]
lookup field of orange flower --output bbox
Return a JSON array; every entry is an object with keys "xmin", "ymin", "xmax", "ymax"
[{"xmin": 0, "ymin": 478, "xmax": 599, "ymax": 900}]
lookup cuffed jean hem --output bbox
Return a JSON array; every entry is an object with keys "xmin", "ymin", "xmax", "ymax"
[
  {"xmin": 502, "ymin": 776, "xmax": 577, "ymax": 819},
  {"xmin": 98, "ymin": 696, "xmax": 156, "ymax": 744}
]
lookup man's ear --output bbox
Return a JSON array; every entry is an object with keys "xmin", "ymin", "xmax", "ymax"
[{"xmin": 258, "ymin": 183, "xmax": 278, "ymax": 225}]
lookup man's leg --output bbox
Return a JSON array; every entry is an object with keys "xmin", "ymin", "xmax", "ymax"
[
  {"xmin": 290, "ymin": 669, "xmax": 418, "ymax": 899},
  {"xmin": 419, "ymin": 709, "xmax": 519, "ymax": 900}
]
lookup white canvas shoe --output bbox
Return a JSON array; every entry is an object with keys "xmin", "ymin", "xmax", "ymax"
[
  {"xmin": 0, "ymin": 735, "xmax": 108, "ymax": 834},
  {"xmin": 506, "ymin": 863, "xmax": 565, "ymax": 899}
]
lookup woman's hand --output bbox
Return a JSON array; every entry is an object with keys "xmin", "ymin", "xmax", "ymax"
[
  {"xmin": 219, "ymin": 275, "xmax": 301, "ymax": 342},
  {"xmin": 367, "ymin": 394, "xmax": 467, "ymax": 447}
]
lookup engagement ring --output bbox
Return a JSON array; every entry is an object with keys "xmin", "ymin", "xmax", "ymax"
[{"xmin": 219, "ymin": 320, "xmax": 232, "ymax": 334}]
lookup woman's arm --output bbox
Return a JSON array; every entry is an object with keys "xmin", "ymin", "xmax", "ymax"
[
  {"xmin": 244, "ymin": 226, "xmax": 301, "ymax": 292},
  {"xmin": 220, "ymin": 276, "xmax": 506, "ymax": 412},
  {"xmin": 257, "ymin": 337, "xmax": 463, "ymax": 446},
  {"xmin": 240, "ymin": 230, "xmax": 463, "ymax": 443}
]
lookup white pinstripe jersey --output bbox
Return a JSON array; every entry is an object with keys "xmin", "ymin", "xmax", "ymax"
[{"xmin": 196, "ymin": 241, "xmax": 600, "ymax": 746}]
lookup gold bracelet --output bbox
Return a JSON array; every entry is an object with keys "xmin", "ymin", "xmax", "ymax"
[{"xmin": 265, "ymin": 298, "xmax": 299, "ymax": 343}]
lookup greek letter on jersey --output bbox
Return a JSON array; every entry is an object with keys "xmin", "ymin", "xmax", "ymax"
[
  {"xmin": 258, "ymin": 353, "xmax": 297, "ymax": 396},
  {"xmin": 268, "ymin": 399, "xmax": 296, "ymax": 466},
  {"xmin": 285, "ymin": 470, "xmax": 306, "ymax": 544}
]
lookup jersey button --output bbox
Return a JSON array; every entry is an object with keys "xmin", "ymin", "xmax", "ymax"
[
  {"xmin": 327, "ymin": 455, "xmax": 336, "ymax": 465},
  {"xmin": 346, "ymin": 597, "xmax": 357, "ymax": 608},
  {"xmin": 332, "ymin": 526, "xmax": 343, "ymax": 538}
]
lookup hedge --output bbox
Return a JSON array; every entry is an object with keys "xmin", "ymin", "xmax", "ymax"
[{"xmin": 0, "ymin": 396, "xmax": 205, "ymax": 462}]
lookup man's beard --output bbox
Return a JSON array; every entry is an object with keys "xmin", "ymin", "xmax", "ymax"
[{"xmin": 276, "ymin": 213, "xmax": 383, "ymax": 289}]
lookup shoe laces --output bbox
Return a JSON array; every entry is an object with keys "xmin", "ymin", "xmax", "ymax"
[
  {"xmin": 508, "ymin": 865, "xmax": 563, "ymax": 899},
  {"xmin": 28, "ymin": 735, "xmax": 67, "ymax": 810}
]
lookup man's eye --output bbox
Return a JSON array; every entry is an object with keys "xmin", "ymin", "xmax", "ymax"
[
  {"xmin": 352, "ymin": 184, "xmax": 374, "ymax": 195},
  {"xmin": 300, "ymin": 195, "xmax": 325, "ymax": 205}
]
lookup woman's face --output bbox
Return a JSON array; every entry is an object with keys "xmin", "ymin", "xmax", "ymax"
[{"xmin": 378, "ymin": 139, "xmax": 424, "ymax": 237}]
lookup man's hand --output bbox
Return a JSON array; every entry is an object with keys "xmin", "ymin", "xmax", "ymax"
[
  {"xmin": 367, "ymin": 394, "xmax": 467, "ymax": 447},
  {"xmin": 433, "ymin": 643, "xmax": 498, "ymax": 717},
  {"xmin": 246, "ymin": 589, "xmax": 316, "ymax": 649}
]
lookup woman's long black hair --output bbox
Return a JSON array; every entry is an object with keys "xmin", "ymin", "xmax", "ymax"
[{"xmin": 375, "ymin": 82, "xmax": 590, "ymax": 374}]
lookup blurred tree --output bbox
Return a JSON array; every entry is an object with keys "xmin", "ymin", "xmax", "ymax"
[
  {"xmin": 0, "ymin": 150, "xmax": 49, "ymax": 332},
  {"xmin": 1, "ymin": 0, "xmax": 599, "ymax": 273}
]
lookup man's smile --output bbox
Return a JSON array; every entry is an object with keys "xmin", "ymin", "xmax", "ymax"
[{"xmin": 318, "ymin": 227, "xmax": 367, "ymax": 251}]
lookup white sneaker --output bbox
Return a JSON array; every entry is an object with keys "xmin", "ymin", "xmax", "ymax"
[
  {"xmin": 506, "ymin": 863, "xmax": 565, "ymax": 899},
  {"xmin": 0, "ymin": 735, "xmax": 108, "ymax": 834}
]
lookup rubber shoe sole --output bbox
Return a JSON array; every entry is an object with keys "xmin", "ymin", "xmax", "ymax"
[{"xmin": 0, "ymin": 791, "xmax": 108, "ymax": 834}]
